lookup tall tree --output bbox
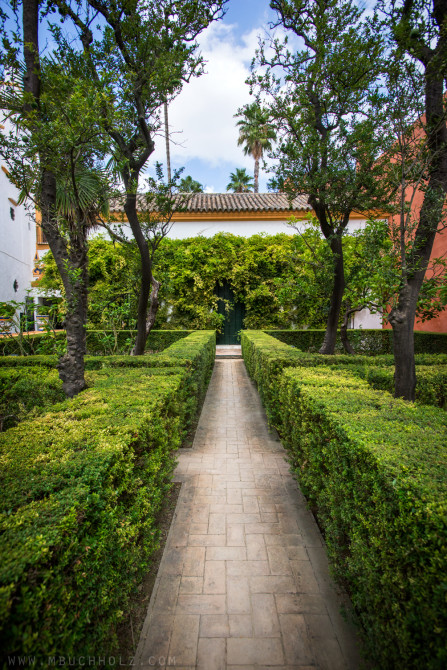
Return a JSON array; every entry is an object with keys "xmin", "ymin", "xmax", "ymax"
[
  {"xmin": 0, "ymin": 2, "xmax": 111, "ymax": 396},
  {"xmin": 179, "ymin": 175, "xmax": 203, "ymax": 192},
  {"xmin": 250, "ymin": 0, "xmax": 391, "ymax": 354},
  {"xmin": 226, "ymin": 167, "xmax": 254, "ymax": 192},
  {"xmin": 235, "ymin": 102, "xmax": 276, "ymax": 193},
  {"xmin": 54, "ymin": 0, "xmax": 227, "ymax": 354},
  {"xmin": 381, "ymin": 0, "xmax": 447, "ymax": 400}
]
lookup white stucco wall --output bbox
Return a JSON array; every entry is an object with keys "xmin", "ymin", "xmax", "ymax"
[
  {"xmin": 352, "ymin": 308, "xmax": 382, "ymax": 329},
  {"xmin": 166, "ymin": 217, "xmax": 369, "ymax": 239},
  {"xmin": 0, "ymin": 162, "xmax": 35, "ymax": 310}
]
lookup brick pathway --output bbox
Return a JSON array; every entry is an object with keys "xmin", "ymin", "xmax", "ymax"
[{"xmin": 135, "ymin": 359, "xmax": 362, "ymax": 669}]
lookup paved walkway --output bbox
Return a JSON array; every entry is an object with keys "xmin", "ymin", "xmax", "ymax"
[{"xmin": 135, "ymin": 359, "xmax": 362, "ymax": 669}]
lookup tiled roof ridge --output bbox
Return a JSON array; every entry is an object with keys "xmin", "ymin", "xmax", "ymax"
[{"xmin": 109, "ymin": 192, "xmax": 311, "ymax": 213}]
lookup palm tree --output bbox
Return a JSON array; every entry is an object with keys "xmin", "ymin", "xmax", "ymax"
[
  {"xmin": 235, "ymin": 103, "xmax": 276, "ymax": 193},
  {"xmin": 179, "ymin": 175, "xmax": 203, "ymax": 192},
  {"xmin": 226, "ymin": 168, "xmax": 254, "ymax": 193}
]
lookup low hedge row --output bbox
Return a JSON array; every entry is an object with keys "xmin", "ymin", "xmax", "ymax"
[
  {"xmin": 267, "ymin": 328, "xmax": 447, "ymax": 355},
  {"xmin": 278, "ymin": 368, "xmax": 447, "ymax": 669},
  {"xmin": 0, "ymin": 329, "xmax": 192, "ymax": 356},
  {"xmin": 0, "ymin": 368, "xmax": 65, "ymax": 431},
  {"xmin": 350, "ymin": 364, "xmax": 447, "ymax": 409},
  {"xmin": 243, "ymin": 331, "xmax": 447, "ymax": 423},
  {"xmin": 0, "ymin": 331, "xmax": 215, "ymax": 661},
  {"xmin": 242, "ymin": 330, "xmax": 447, "ymax": 668}
]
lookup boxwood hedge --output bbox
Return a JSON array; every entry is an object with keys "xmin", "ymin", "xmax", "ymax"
[
  {"xmin": 0, "ymin": 368, "xmax": 65, "ymax": 431},
  {"xmin": 242, "ymin": 330, "xmax": 447, "ymax": 424},
  {"xmin": 0, "ymin": 331, "xmax": 215, "ymax": 662},
  {"xmin": 347, "ymin": 364, "xmax": 447, "ymax": 409},
  {"xmin": 0, "ymin": 329, "xmax": 192, "ymax": 356},
  {"xmin": 241, "ymin": 330, "xmax": 447, "ymax": 669},
  {"xmin": 267, "ymin": 328, "xmax": 447, "ymax": 355}
]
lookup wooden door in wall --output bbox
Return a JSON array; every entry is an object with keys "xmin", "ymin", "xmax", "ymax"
[{"xmin": 215, "ymin": 281, "xmax": 245, "ymax": 345}]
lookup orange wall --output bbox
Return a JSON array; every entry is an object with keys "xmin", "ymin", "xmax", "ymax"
[{"xmin": 385, "ymin": 183, "xmax": 447, "ymax": 332}]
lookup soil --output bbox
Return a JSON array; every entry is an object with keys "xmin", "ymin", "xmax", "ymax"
[{"xmin": 113, "ymin": 481, "xmax": 181, "ymax": 663}]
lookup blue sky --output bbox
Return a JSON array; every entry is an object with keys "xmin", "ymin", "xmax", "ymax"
[{"xmin": 150, "ymin": 0, "xmax": 278, "ymax": 193}]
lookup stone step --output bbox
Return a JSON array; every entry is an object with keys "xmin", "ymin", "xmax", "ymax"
[{"xmin": 215, "ymin": 345, "xmax": 242, "ymax": 359}]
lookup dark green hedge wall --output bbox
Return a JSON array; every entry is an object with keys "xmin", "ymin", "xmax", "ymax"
[
  {"xmin": 267, "ymin": 328, "xmax": 447, "ymax": 354},
  {"xmin": 0, "ymin": 329, "xmax": 192, "ymax": 356},
  {"xmin": 0, "ymin": 331, "xmax": 215, "ymax": 662},
  {"xmin": 241, "ymin": 330, "xmax": 447, "ymax": 669}
]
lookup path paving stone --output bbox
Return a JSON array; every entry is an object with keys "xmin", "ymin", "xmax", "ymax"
[{"xmin": 135, "ymin": 359, "xmax": 362, "ymax": 669}]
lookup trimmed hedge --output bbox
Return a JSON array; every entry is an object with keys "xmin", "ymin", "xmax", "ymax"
[
  {"xmin": 0, "ymin": 331, "xmax": 215, "ymax": 661},
  {"xmin": 242, "ymin": 330, "xmax": 447, "ymax": 424},
  {"xmin": 242, "ymin": 330, "xmax": 447, "ymax": 669},
  {"xmin": 349, "ymin": 364, "xmax": 447, "ymax": 409},
  {"xmin": 0, "ymin": 368, "xmax": 65, "ymax": 431},
  {"xmin": 267, "ymin": 328, "xmax": 447, "ymax": 355},
  {"xmin": 0, "ymin": 329, "xmax": 192, "ymax": 356}
]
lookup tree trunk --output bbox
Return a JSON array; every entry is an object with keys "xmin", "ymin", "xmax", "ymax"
[
  {"xmin": 164, "ymin": 102, "xmax": 171, "ymax": 184},
  {"xmin": 145, "ymin": 275, "xmax": 161, "ymax": 336},
  {"xmin": 388, "ymin": 283, "xmax": 418, "ymax": 401},
  {"xmin": 254, "ymin": 158, "xmax": 259, "ymax": 193},
  {"xmin": 23, "ymin": 0, "xmax": 88, "ymax": 396},
  {"xmin": 57, "ymin": 237, "xmax": 88, "ymax": 397},
  {"xmin": 40, "ymin": 169, "xmax": 89, "ymax": 396},
  {"xmin": 319, "ymin": 235, "xmax": 345, "ymax": 354},
  {"xmin": 124, "ymin": 193, "xmax": 152, "ymax": 355},
  {"xmin": 388, "ymin": 24, "xmax": 447, "ymax": 400},
  {"xmin": 22, "ymin": 0, "xmax": 40, "ymax": 105},
  {"xmin": 57, "ymin": 268, "xmax": 88, "ymax": 397},
  {"xmin": 340, "ymin": 303, "xmax": 355, "ymax": 354}
]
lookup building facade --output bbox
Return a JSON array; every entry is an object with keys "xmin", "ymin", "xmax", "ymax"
[{"xmin": 0, "ymin": 144, "xmax": 36, "ymax": 330}]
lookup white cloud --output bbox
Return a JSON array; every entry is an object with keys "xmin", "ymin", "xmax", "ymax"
[{"xmin": 151, "ymin": 21, "xmax": 263, "ymax": 170}]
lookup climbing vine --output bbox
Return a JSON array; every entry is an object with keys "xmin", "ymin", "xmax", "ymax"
[{"xmin": 38, "ymin": 222, "xmax": 413, "ymax": 332}]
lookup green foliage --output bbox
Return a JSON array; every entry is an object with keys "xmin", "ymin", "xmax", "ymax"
[
  {"xmin": 268, "ymin": 329, "xmax": 447, "ymax": 355},
  {"xmin": 235, "ymin": 102, "xmax": 276, "ymax": 191},
  {"xmin": 226, "ymin": 168, "xmax": 254, "ymax": 192},
  {"xmin": 0, "ymin": 368, "xmax": 65, "ymax": 431},
  {"xmin": 242, "ymin": 330, "xmax": 447, "ymax": 669},
  {"xmin": 235, "ymin": 102, "xmax": 276, "ymax": 160},
  {"xmin": 35, "ymin": 227, "xmax": 447, "ymax": 340},
  {"xmin": 268, "ymin": 328, "xmax": 393, "ymax": 354},
  {"xmin": 0, "ymin": 329, "xmax": 190, "ymax": 357},
  {"xmin": 179, "ymin": 175, "xmax": 203, "ymax": 192},
  {"xmin": 242, "ymin": 330, "xmax": 447, "ymax": 425},
  {"xmin": 349, "ymin": 364, "xmax": 447, "ymax": 409},
  {"xmin": 81, "ymin": 232, "xmax": 335, "ymax": 330},
  {"xmin": 0, "ymin": 331, "xmax": 215, "ymax": 660}
]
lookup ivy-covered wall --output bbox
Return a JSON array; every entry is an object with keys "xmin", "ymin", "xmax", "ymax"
[{"xmin": 38, "ymin": 232, "xmax": 334, "ymax": 331}]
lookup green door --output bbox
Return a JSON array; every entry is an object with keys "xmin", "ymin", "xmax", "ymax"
[{"xmin": 215, "ymin": 281, "xmax": 245, "ymax": 344}]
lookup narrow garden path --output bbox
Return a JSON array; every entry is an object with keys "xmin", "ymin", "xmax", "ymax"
[{"xmin": 135, "ymin": 355, "xmax": 362, "ymax": 669}]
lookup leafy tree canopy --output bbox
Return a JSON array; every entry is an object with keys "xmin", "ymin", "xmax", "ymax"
[
  {"xmin": 226, "ymin": 167, "xmax": 254, "ymax": 193},
  {"xmin": 179, "ymin": 175, "xmax": 204, "ymax": 192}
]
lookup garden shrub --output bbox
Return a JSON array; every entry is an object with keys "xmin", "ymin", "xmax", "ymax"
[
  {"xmin": 347, "ymin": 364, "xmax": 447, "ymax": 409},
  {"xmin": 0, "ymin": 329, "xmax": 191, "ymax": 356},
  {"xmin": 86, "ymin": 329, "xmax": 191, "ymax": 354},
  {"xmin": 0, "ymin": 368, "xmax": 65, "ymax": 431},
  {"xmin": 267, "ymin": 328, "xmax": 447, "ymax": 355},
  {"xmin": 242, "ymin": 330, "xmax": 447, "ymax": 424},
  {"xmin": 0, "ymin": 355, "xmax": 58, "ymax": 369},
  {"xmin": 0, "ymin": 331, "xmax": 215, "ymax": 661},
  {"xmin": 242, "ymin": 330, "xmax": 447, "ymax": 669},
  {"xmin": 278, "ymin": 367, "xmax": 447, "ymax": 670}
]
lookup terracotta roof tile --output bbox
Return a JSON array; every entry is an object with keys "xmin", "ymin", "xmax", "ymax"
[{"xmin": 110, "ymin": 192, "xmax": 311, "ymax": 213}]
